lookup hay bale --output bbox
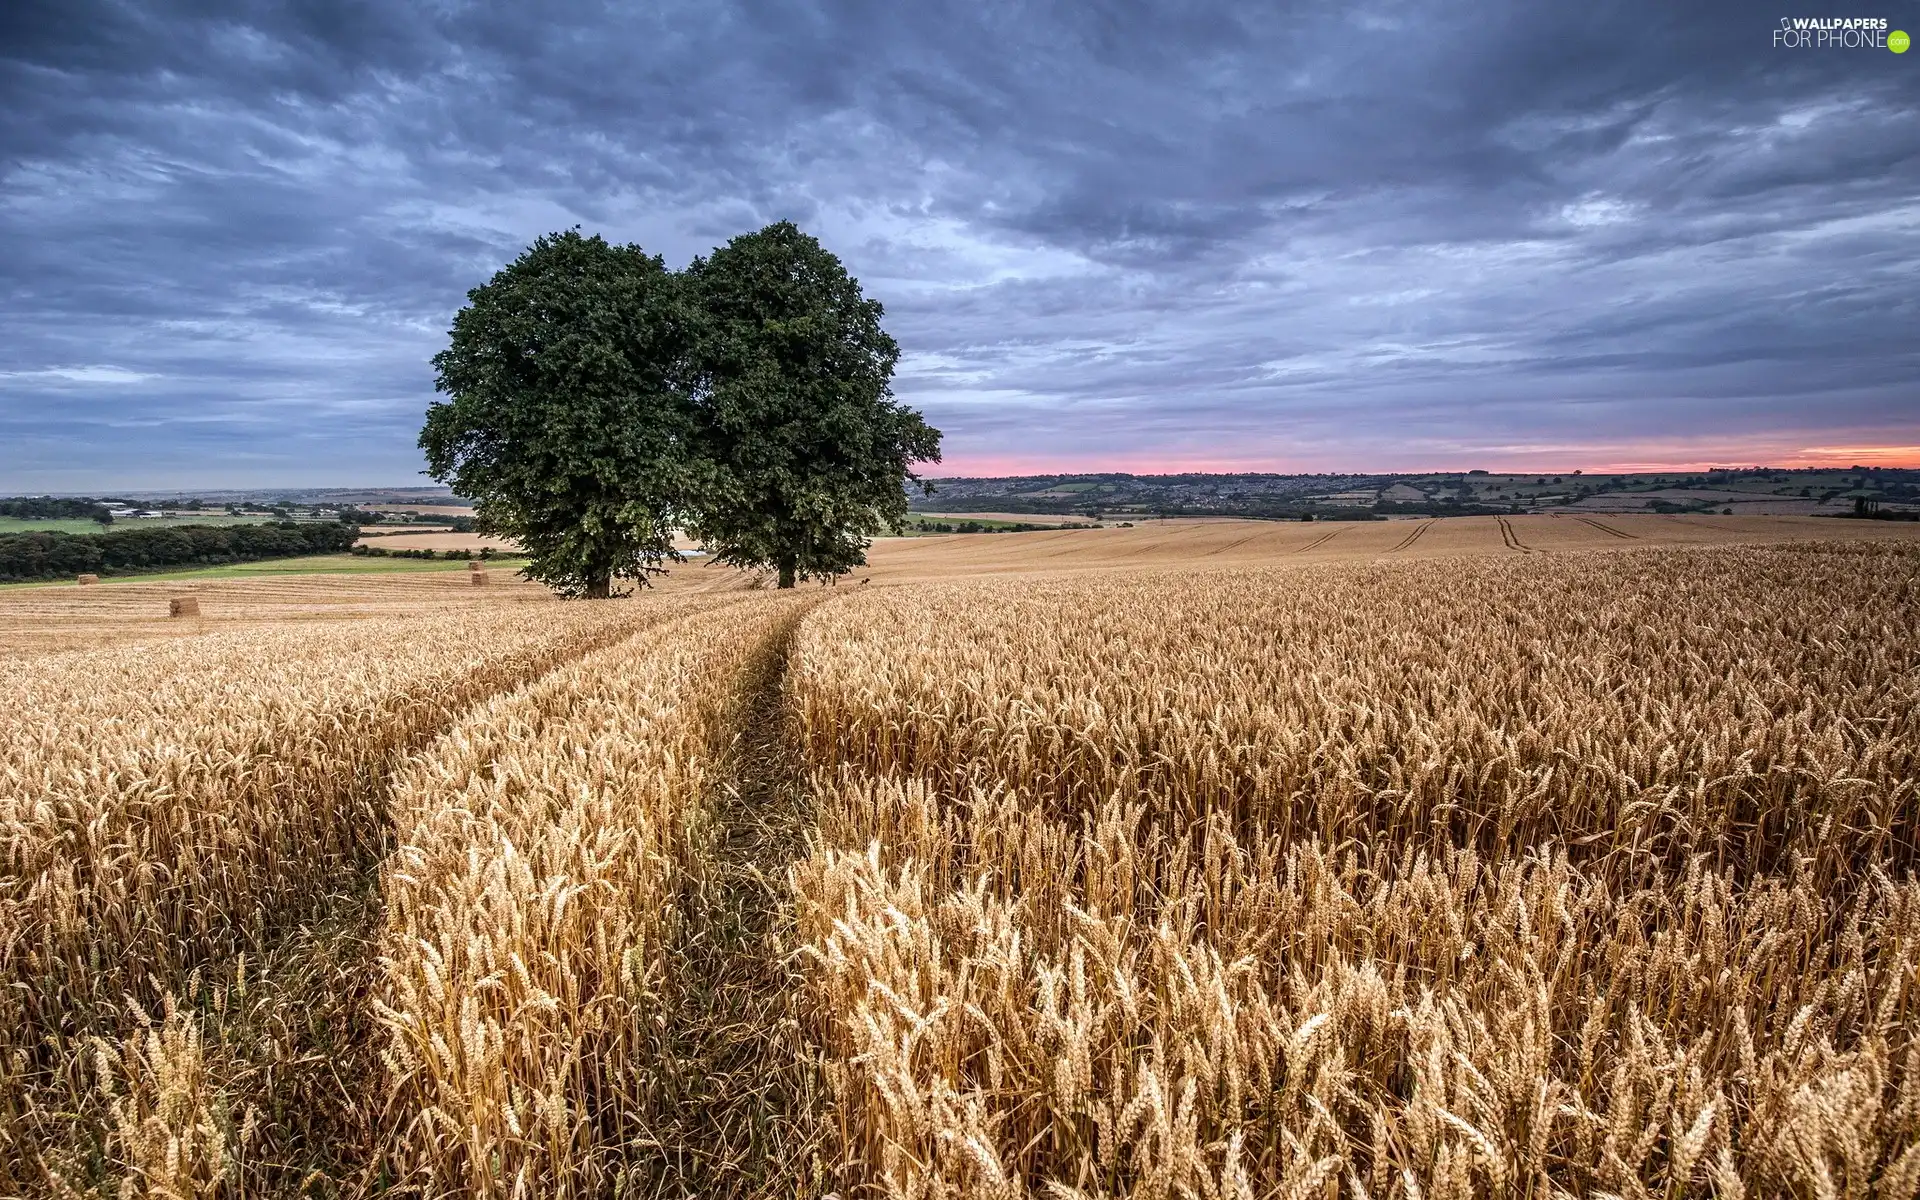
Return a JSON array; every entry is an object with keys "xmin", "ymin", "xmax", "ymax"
[
  {"xmin": 169, "ymin": 597, "xmax": 200, "ymax": 618},
  {"xmin": 76, "ymin": 573, "xmax": 100, "ymax": 585},
  {"xmin": 467, "ymin": 559, "xmax": 483, "ymax": 572},
  {"xmin": 469, "ymin": 570, "xmax": 489, "ymax": 586}
]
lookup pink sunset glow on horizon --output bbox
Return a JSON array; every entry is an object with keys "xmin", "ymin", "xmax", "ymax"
[{"xmin": 930, "ymin": 441, "xmax": 1920, "ymax": 479}]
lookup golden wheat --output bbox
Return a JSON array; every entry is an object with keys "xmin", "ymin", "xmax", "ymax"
[
  {"xmin": 0, "ymin": 598, "xmax": 691, "ymax": 1193},
  {"xmin": 9, "ymin": 539, "xmax": 1918, "ymax": 1199},
  {"xmin": 374, "ymin": 593, "xmax": 810, "ymax": 1198},
  {"xmin": 788, "ymin": 544, "xmax": 1920, "ymax": 1198}
]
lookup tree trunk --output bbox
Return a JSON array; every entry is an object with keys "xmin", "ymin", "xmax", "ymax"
[
  {"xmin": 585, "ymin": 573, "xmax": 612, "ymax": 599},
  {"xmin": 777, "ymin": 557, "xmax": 797, "ymax": 589}
]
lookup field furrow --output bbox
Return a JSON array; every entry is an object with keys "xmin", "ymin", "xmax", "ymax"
[
  {"xmin": 373, "ymin": 593, "xmax": 810, "ymax": 1197},
  {"xmin": 0, "ymin": 595, "xmax": 706, "ymax": 1193}
]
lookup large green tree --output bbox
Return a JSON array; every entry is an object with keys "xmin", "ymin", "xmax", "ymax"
[
  {"xmin": 420, "ymin": 230, "xmax": 690, "ymax": 597},
  {"xmin": 682, "ymin": 222, "xmax": 942, "ymax": 588}
]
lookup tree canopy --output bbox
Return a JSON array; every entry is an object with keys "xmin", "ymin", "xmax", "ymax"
[
  {"xmin": 683, "ymin": 222, "xmax": 942, "ymax": 588},
  {"xmin": 421, "ymin": 223, "xmax": 940, "ymax": 595},
  {"xmin": 420, "ymin": 230, "xmax": 691, "ymax": 598}
]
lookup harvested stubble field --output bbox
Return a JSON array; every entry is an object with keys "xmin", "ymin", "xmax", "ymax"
[
  {"xmin": 0, "ymin": 560, "xmax": 748, "ymax": 658},
  {"xmin": 1, "ymin": 525, "xmax": 1917, "ymax": 1199}
]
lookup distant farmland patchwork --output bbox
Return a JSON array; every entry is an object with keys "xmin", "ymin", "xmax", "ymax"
[
  {"xmin": 914, "ymin": 466, "xmax": 1920, "ymax": 520},
  {"xmin": 1, "ymin": 520, "xmax": 1917, "ymax": 1197}
]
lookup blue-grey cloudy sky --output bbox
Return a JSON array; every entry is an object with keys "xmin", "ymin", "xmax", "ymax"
[{"xmin": 2, "ymin": 0, "xmax": 1916, "ymax": 489}]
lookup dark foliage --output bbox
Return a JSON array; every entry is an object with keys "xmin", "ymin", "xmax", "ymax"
[
  {"xmin": 682, "ymin": 222, "xmax": 941, "ymax": 587},
  {"xmin": 0, "ymin": 497, "xmax": 124, "ymax": 520},
  {"xmin": 0, "ymin": 522, "xmax": 358, "ymax": 583},
  {"xmin": 421, "ymin": 230, "xmax": 691, "ymax": 598}
]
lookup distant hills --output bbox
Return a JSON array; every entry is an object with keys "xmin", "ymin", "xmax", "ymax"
[
  {"xmin": 912, "ymin": 467, "xmax": 1920, "ymax": 520},
  {"xmin": 17, "ymin": 466, "xmax": 1920, "ymax": 521}
]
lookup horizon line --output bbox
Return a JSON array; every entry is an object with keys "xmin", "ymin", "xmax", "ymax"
[{"xmin": 13, "ymin": 458, "xmax": 1918, "ymax": 497}]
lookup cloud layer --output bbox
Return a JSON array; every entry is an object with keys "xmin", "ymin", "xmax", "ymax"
[{"xmin": 2, "ymin": 0, "xmax": 1916, "ymax": 487}]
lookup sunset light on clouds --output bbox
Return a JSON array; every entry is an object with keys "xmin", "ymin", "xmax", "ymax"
[{"xmin": 1, "ymin": 1, "xmax": 1914, "ymax": 487}]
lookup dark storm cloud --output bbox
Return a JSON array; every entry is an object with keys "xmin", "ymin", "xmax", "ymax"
[{"xmin": 2, "ymin": 0, "xmax": 1916, "ymax": 487}]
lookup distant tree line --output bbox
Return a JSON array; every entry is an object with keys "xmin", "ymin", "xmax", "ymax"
[
  {"xmin": 351, "ymin": 545, "xmax": 507, "ymax": 560},
  {"xmin": 337, "ymin": 508, "xmax": 479, "ymax": 532},
  {"xmin": 1337, "ymin": 499, "xmax": 1505, "ymax": 517},
  {"xmin": 1837, "ymin": 497, "xmax": 1919, "ymax": 521},
  {"xmin": 1143, "ymin": 501, "xmax": 1389, "ymax": 521},
  {"xmin": 0, "ymin": 522, "xmax": 359, "ymax": 583},
  {"xmin": 0, "ymin": 497, "xmax": 126, "ymax": 521},
  {"xmin": 912, "ymin": 519, "xmax": 1099, "ymax": 534}
]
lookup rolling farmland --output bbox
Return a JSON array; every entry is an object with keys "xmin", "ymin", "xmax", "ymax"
[
  {"xmin": 851, "ymin": 511, "xmax": 1920, "ymax": 580},
  {"xmin": 1, "ymin": 519, "xmax": 1917, "ymax": 1197}
]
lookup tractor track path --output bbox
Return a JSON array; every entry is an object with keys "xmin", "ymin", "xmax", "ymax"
[
  {"xmin": 636, "ymin": 610, "xmax": 827, "ymax": 1200},
  {"xmin": 1295, "ymin": 527, "xmax": 1343, "ymax": 554},
  {"xmin": 1573, "ymin": 515, "xmax": 1638, "ymax": 540},
  {"xmin": 1496, "ymin": 516, "xmax": 1535, "ymax": 553},
  {"xmin": 1387, "ymin": 521, "xmax": 1432, "ymax": 553}
]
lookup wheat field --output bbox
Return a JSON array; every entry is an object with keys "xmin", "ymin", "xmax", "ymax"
[
  {"xmin": 375, "ymin": 594, "xmax": 813, "ymax": 1197},
  {"xmin": 0, "ymin": 597, "xmax": 705, "ymax": 1192},
  {"xmin": 789, "ymin": 543, "xmax": 1920, "ymax": 1198},
  {"xmin": 1, "ymin": 529, "xmax": 1916, "ymax": 1197}
]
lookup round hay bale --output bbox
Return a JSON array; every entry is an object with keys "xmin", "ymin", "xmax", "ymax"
[
  {"xmin": 76, "ymin": 573, "xmax": 100, "ymax": 585},
  {"xmin": 169, "ymin": 596, "xmax": 201, "ymax": 618}
]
